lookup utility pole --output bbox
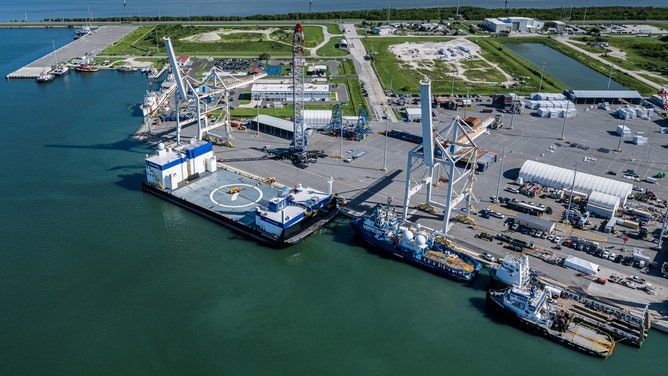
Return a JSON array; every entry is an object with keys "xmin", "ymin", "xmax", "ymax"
[
  {"xmin": 538, "ymin": 62, "xmax": 545, "ymax": 93},
  {"xmin": 615, "ymin": 115, "xmax": 627, "ymax": 152},
  {"xmin": 495, "ymin": 146, "xmax": 506, "ymax": 200},
  {"xmin": 565, "ymin": 164, "xmax": 578, "ymax": 224},
  {"xmin": 382, "ymin": 105, "xmax": 388, "ymax": 171},
  {"xmin": 464, "ymin": 84, "xmax": 471, "ymax": 118},
  {"xmin": 560, "ymin": 99, "xmax": 570, "ymax": 140}
]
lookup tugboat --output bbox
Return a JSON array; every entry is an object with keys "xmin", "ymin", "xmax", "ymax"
[
  {"xmin": 350, "ymin": 199, "xmax": 482, "ymax": 282},
  {"xmin": 75, "ymin": 64, "xmax": 98, "ymax": 72},
  {"xmin": 486, "ymin": 285, "xmax": 615, "ymax": 358}
]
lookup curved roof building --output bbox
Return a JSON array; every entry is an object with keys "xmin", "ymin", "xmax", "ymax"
[{"xmin": 518, "ymin": 160, "xmax": 633, "ymax": 205}]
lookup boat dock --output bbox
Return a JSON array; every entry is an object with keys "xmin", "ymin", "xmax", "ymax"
[{"xmin": 5, "ymin": 25, "xmax": 138, "ymax": 79}]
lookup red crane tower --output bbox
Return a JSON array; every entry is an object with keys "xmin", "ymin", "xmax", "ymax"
[{"xmin": 292, "ymin": 23, "xmax": 306, "ymax": 152}]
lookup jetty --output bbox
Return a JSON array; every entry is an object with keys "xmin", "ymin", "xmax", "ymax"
[{"xmin": 5, "ymin": 25, "xmax": 137, "ymax": 79}]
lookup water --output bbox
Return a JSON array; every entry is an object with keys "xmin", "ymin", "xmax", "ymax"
[
  {"xmin": 503, "ymin": 43, "xmax": 627, "ymax": 91},
  {"xmin": 2, "ymin": 27, "xmax": 668, "ymax": 376},
  {"xmin": 4, "ymin": 0, "xmax": 663, "ymax": 22}
]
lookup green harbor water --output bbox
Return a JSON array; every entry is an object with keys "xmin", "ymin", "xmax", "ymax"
[{"xmin": 1, "ymin": 28, "xmax": 666, "ymax": 375}]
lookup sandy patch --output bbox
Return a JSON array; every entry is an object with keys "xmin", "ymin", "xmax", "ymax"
[
  {"xmin": 197, "ymin": 32, "xmax": 221, "ymax": 42},
  {"xmin": 389, "ymin": 40, "xmax": 481, "ymax": 70},
  {"xmin": 123, "ymin": 58, "xmax": 154, "ymax": 68}
]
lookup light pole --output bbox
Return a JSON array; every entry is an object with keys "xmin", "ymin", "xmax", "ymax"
[
  {"xmin": 538, "ymin": 62, "xmax": 545, "ymax": 93},
  {"xmin": 509, "ymin": 102, "xmax": 516, "ymax": 130},
  {"xmin": 495, "ymin": 146, "xmax": 506, "ymax": 200},
  {"xmin": 382, "ymin": 106, "xmax": 388, "ymax": 171},
  {"xmin": 615, "ymin": 115, "xmax": 627, "ymax": 152},
  {"xmin": 560, "ymin": 99, "xmax": 570, "ymax": 140},
  {"xmin": 464, "ymin": 84, "xmax": 471, "ymax": 118},
  {"xmin": 565, "ymin": 164, "xmax": 578, "ymax": 224}
]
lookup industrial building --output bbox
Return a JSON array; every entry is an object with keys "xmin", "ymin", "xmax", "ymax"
[
  {"xmin": 483, "ymin": 17, "xmax": 544, "ymax": 33},
  {"xmin": 568, "ymin": 90, "xmax": 643, "ymax": 105},
  {"xmin": 405, "ymin": 107, "xmax": 422, "ymax": 122},
  {"xmin": 250, "ymin": 82, "xmax": 330, "ymax": 102},
  {"xmin": 519, "ymin": 160, "xmax": 633, "ymax": 205},
  {"xmin": 250, "ymin": 110, "xmax": 334, "ymax": 140}
]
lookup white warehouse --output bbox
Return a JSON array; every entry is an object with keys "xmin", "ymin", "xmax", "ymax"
[
  {"xmin": 250, "ymin": 83, "xmax": 330, "ymax": 102},
  {"xmin": 518, "ymin": 160, "xmax": 633, "ymax": 205},
  {"xmin": 483, "ymin": 17, "xmax": 544, "ymax": 33}
]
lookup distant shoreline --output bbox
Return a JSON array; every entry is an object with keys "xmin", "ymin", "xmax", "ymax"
[{"xmin": 2, "ymin": 6, "xmax": 668, "ymax": 24}]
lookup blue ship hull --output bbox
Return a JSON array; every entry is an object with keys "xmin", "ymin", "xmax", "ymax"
[{"xmin": 351, "ymin": 214, "xmax": 481, "ymax": 283}]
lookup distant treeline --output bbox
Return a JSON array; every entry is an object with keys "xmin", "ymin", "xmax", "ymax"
[{"xmin": 40, "ymin": 6, "xmax": 668, "ymax": 23}]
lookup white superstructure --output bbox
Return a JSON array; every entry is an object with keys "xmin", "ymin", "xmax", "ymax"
[{"xmin": 144, "ymin": 140, "xmax": 217, "ymax": 190}]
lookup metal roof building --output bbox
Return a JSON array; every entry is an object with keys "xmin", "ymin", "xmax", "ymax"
[
  {"xmin": 519, "ymin": 160, "xmax": 633, "ymax": 205},
  {"xmin": 569, "ymin": 90, "xmax": 643, "ymax": 105}
]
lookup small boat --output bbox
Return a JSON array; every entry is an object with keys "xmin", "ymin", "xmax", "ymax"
[
  {"xmin": 36, "ymin": 71, "xmax": 55, "ymax": 83},
  {"xmin": 73, "ymin": 26, "xmax": 92, "ymax": 39},
  {"xmin": 117, "ymin": 66, "xmax": 138, "ymax": 72},
  {"xmin": 350, "ymin": 199, "xmax": 482, "ymax": 283},
  {"xmin": 486, "ymin": 286, "xmax": 615, "ymax": 358},
  {"xmin": 75, "ymin": 64, "xmax": 98, "ymax": 72},
  {"xmin": 50, "ymin": 65, "xmax": 70, "ymax": 76}
]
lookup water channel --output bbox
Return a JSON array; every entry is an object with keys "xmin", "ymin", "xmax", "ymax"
[{"xmin": 503, "ymin": 43, "xmax": 627, "ymax": 91}]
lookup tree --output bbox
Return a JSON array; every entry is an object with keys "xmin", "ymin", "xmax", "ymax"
[{"xmin": 259, "ymin": 52, "xmax": 271, "ymax": 61}]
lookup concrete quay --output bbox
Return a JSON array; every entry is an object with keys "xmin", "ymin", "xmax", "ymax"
[
  {"xmin": 5, "ymin": 25, "xmax": 137, "ymax": 79},
  {"xmin": 138, "ymin": 93, "xmax": 668, "ymax": 334}
]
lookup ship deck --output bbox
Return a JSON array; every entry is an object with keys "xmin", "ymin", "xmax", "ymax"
[
  {"xmin": 563, "ymin": 322, "xmax": 614, "ymax": 355},
  {"xmin": 169, "ymin": 167, "xmax": 287, "ymax": 227}
]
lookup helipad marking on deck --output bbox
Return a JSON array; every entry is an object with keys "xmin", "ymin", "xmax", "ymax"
[{"xmin": 210, "ymin": 184, "xmax": 263, "ymax": 208}]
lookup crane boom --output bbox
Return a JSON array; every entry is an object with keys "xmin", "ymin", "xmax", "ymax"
[{"xmin": 292, "ymin": 23, "xmax": 306, "ymax": 152}]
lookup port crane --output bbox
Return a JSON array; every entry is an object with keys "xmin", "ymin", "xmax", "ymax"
[
  {"xmin": 402, "ymin": 78, "xmax": 481, "ymax": 235},
  {"xmin": 163, "ymin": 37, "xmax": 266, "ymax": 145}
]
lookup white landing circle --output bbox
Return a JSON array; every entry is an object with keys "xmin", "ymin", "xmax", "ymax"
[{"xmin": 209, "ymin": 184, "xmax": 263, "ymax": 208}]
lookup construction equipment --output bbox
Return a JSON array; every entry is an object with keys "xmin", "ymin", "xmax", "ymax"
[
  {"xmin": 454, "ymin": 214, "xmax": 477, "ymax": 226},
  {"xmin": 229, "ymin": 186, "xmax": 245, "ymax": 194}
]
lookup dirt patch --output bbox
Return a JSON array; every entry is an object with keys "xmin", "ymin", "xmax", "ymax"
[{"xmin": 389, "ymin": 40, "xmax": 481, "ymax": 70}]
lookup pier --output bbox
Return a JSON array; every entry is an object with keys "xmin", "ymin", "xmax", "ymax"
[{"xmin": 5, "ymin": 25, "xmax": 138, "ymax": 79}]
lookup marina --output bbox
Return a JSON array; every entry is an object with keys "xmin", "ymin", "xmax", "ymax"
[{"xmin": 5, "ymin": 25, "xmax": 136, "ymax": 79}]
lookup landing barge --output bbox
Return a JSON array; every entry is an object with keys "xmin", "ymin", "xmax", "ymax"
[{"xmin": 142, "ymin": 141, "xmax": 338, "ymax": 246}]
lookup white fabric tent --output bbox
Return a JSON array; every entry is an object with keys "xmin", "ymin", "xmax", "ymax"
[
  {"xmin": 563, "ymin": 255, "xmax": 599, "ymax": 275},
  {"xmin": 519, "ymin": 160, "xmax": 632, "ymax": 205},
  {"xmin": 586, "ymin": 191, "xmax": 620, "ymax": 218}
]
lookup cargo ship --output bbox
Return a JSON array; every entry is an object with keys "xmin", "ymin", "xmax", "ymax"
[
  {"xmin": 142, "ymin": 140, "xmax": 338, "ymax": 246},
  {"xmin": 350, "ymin": 200, "xmax": 482, "ymax": 282},
  {"xmin": 486, "ymin": 286, "xmax": 615, "ymax": 358}
]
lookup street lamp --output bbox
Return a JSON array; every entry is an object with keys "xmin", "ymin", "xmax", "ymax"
[
  {"xmin": 464, "ymin": 84, "xmax": 471, "ymax": 118},
  {"xmin": 615, "ymin": 115, "xmax": 627, "ymax": 152},
  {"xmin": 382, "ymin": 105, "xmax": 388, "ymax": 171},
  {"xmin": 560, "ymin": 99, "xmax": 570, "ymax": 140},
  {"xmin": 538, "ymin": 62, "xmax": 545, "ymax": 93}
]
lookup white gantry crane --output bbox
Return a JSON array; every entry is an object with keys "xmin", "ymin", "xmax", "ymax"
[
  {"xmin": 402, "ymin": 77, "xmax": 483, "ymax": 235},
  {"xmin": 163, "ymin": 37, "xmax": 266, "ymax": 145}
]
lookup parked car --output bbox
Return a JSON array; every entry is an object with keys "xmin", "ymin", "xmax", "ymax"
[
  {"xmin": 534, "ymin": 231, "xmax": 543, "ymax": 238},
  {"xmin": 601, "ymin": 251, "xmax": 610, "ymax": 259},
  {"xmin": 482, "ymin": 253, "xmax": 497, "ymax": 262},
  {"xmin": 628, "ymin": 275, "xmax": 646, "ymax": 284},
  {"xmin": 511, "ymin": 223, "xmax": 519, "ymax": 231},
  {"xmin": 547, "ymin": 235, "xmax": 555, "ymax": 242},
  {"xmin": 505, "ymin": 187, "xmax": 520, "ymax": 194},
  {"xmin": 608, "ymin": 252, "xmax": 617, "ymax": 261},
  {"xmin": 529, "ymin": 229, "xmax": 536, "ymax": 237},
  {"xmin": 552, "ymin": 236, "xmax": 561, "ymax": 244},
  {"xmin": 490, "ymin": 211, "xmax": 505, "ymax": 219}
]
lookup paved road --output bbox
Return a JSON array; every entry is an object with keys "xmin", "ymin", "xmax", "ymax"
[{"xmin": 342, "ymin": 23, "xmax": 398, "ymax": 122}]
